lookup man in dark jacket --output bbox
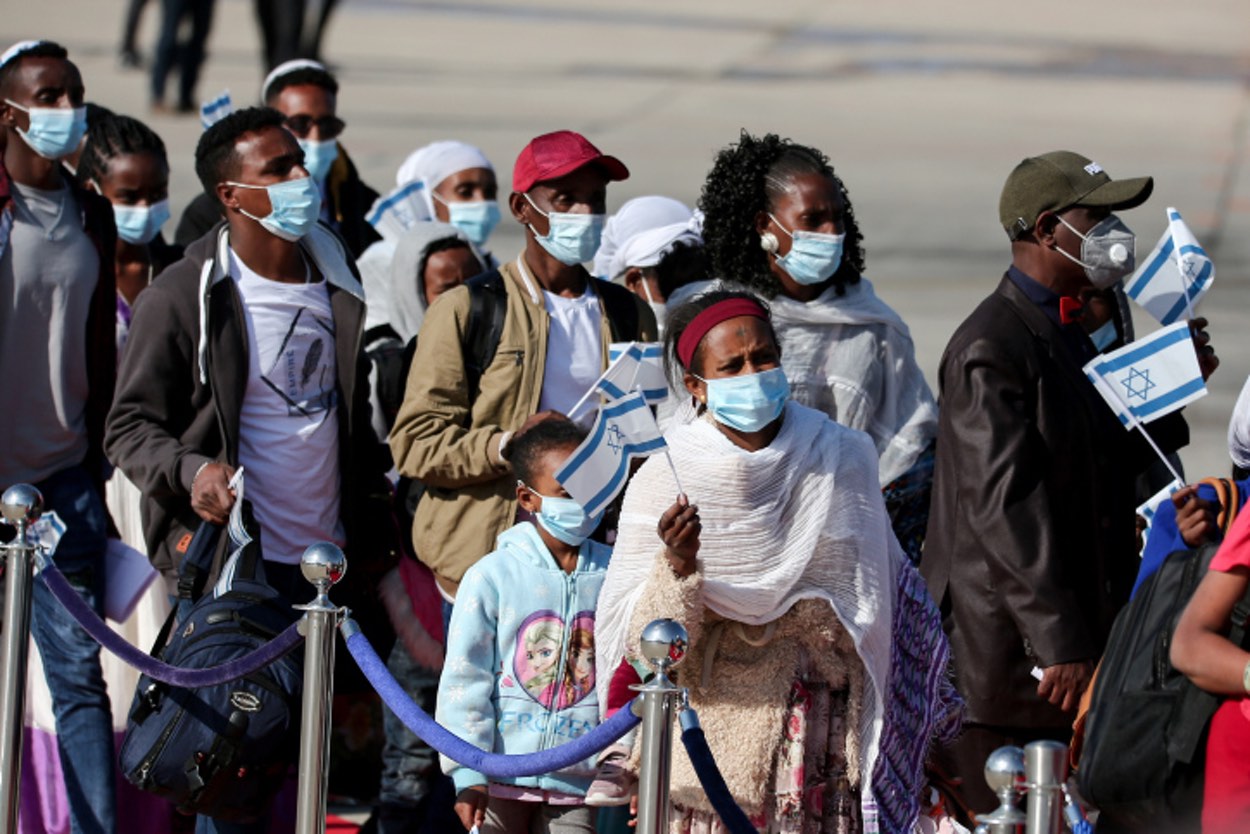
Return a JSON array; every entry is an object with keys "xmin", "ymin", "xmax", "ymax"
[
  {"xmin": 922, "ymin": 150, "xmax": 1214, "ymax": 813},
  {"xmin": 0, "ymin": 39, "xmax": 119, "ymax": 834},
  {"xmin": 107, "ymin": 110, "xmax": 393, "ymax": 833},
  {"xmin": 174, "ymin": 59, "xmax": 380, "ymax": 258}
]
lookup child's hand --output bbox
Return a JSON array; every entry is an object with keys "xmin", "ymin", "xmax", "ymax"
[
  {"xmin": 1173, "ymin": 484, "xmax": 1219, "ymax": 547},
  {"xmin": 454, "ymin": 785, "xmax": 488, "ymax": 831},
  {"xmin": 659, "ymin": 494, "xmax": 701, "ymax": 578}
]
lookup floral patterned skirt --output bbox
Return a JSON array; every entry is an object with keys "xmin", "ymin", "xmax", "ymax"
[{"xmin": 673, "ymin": 677, "xmax": 861, "ymax": 834}]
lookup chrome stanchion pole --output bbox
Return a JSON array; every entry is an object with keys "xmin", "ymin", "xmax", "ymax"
[
  {"xmin": 293, "ymin": 542, "xmax": 347, "ymax": 834},
  {"xmin": 974, "ymin": 746, "xmax": 1026, "ymax": 834},
  {"xmin": 632, "ymin": 619, "xmax": 688, "ymax": 834},
  {"xmin": 0, "ymin": 485, "xmax": 43, "ymax": 834},
  {"xmin": 1024, "ymin": 741, "xmax": 1067, "ymax": 834}
]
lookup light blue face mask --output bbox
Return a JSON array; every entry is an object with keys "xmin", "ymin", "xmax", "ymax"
[
  {"xmin": 524, "ymin": 193, "xmax": 605, "ymax": 266},
  {"xmin": 695, "ymin": 367, "xmax": 789, "ymax": 433},
  {"xmin": 228, "ymin": 175, "xmax": 322, "ymax": 242},
  {"xmin": 769, "ymin": 213, "xmax": 845, "ymax": 286},
  {"xmin": 1088, "ymin": 319, "xmax": 1118, "ymax": 352},
  {"xmin": 297, "ymin": 138, "xmax": 338, "ymax": 184},
  {"xmin": 439, "ymin": 197, "xmax": 501, "ymax": 247},
  {"xmin": 111, "ymin": 199, "xmax": 171, "ymax": 245},
  {"xmin": 4, "ymin": 100, "xmax": 87, "ymax": 161},
  {"xmin": 522, "ymin": 482, "xmax": 601, "ymax": 546}
]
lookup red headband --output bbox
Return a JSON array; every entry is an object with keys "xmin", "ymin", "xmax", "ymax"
[{"xmin": 677, "ymin": 298, "xmax": 770, "ymax": 368}]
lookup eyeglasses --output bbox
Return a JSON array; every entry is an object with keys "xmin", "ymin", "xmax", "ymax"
[{"xmin": 283, "ymin": 114, "xmax": 345, "ymax": 139}]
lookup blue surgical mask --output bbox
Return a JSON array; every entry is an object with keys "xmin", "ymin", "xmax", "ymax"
[
  {"xmin": 522, "ymin": 482, "xmax": 601, "ymax": 546},
  {"xmin": 1088, "ymin": 319, "xmax": 1118, "ymax": 352},
  {"xmin": 769, "ymin": 213, "xmax": 845, "ymax": 286},
  {"xmin": 4, "ymin": 100, "xmax": 87, "ymax": 161},
  {"xmin": 440, "ymin": 197, "xmax": 501, "ymax": 247},
  {"xmin": 297, "ymin": 138, "xmax": 338, "ymax": 184},
  {"xmin": 524, "ymin": 193, "xmax": 605, "ymax": 266},
  {"xmin": 695, "ymin": 367, "xmax": 789, "ymax": 433},
  {"xmin": 228, "ymin": 175, "xmax": 322, "ymax": 242},
  {"xmin": 111, "ymin": 199, "xmax": 171, "ymax": 245}
]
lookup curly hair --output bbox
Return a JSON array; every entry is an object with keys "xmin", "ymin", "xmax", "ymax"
[
  {"xmin": 503, "ymin": 415, "xmax": 588, "ymax": 487},
  {"xmin": 194, "ymin": 106, "xmax": 285, "ymax": 199},
  {"xmin": 697, "ymin": 130, "xmax": 865, "ymax": 298}
]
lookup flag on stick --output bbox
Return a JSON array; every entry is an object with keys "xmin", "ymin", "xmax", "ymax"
[
  {"xmin": 199, "ymin": 90, "xmax": 233, "ymax": 130},
  {"xmin": 605, "ymin": 342, "xmax": 667, "ymax": 403},
  {"xmin": 555, "ymin": 392, "xmax": 668, "ymax": 518},
  {"xmin": 1083, "ymin": 321, "xmax": 1207, "ymax": 428},
  {"xmin": 1123, "ymin": 208, "xmax": 1214, "ymax": 325}
]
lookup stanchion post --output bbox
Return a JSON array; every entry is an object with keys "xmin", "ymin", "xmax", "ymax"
[
  {"xmin": 974, "ymin": 745, "xmax": 1026, "ymax": 834},
  {"xmin": 293, "ymin": 542, "xmax": 347, "ymax": 834},
  {"xmin": 632, "ymin": 619, "xmax": 688, "ymax": 834},
  {"xmin": 1024, "ymin": 741, "xmax": 1067, "ymax": 834},
  {"xmin": 0, "ymin": 485, "xmax": 43, "ymax": 834}
]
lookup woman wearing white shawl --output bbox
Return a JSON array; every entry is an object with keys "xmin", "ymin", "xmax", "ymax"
[
  {"xmin": 595, "ymin": 291, "xmax": 960, "ymax": 833},
  {"xmin": 698, "ymin": 132, "xmax": 937, "ymax": 564}
]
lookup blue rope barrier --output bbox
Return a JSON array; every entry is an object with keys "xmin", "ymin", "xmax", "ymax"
[
  {"xmin": 39, "ymin": 561, "xmax": 303, "ymax": 687},
  {"xmin": 342, "ymin": 619, "xmax": 639, "ymax": 778},
  {"xmin": 678, "ymin": 707, "xmax": 757, "ymax": 834}
]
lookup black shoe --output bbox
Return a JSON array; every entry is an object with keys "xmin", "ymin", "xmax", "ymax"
[{"xmin": 119, "ymin": 48, "xmax": 142, "ymax": 69}]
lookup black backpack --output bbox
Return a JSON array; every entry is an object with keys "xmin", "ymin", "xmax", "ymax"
[
  {"xmin": 1077, "ymin": 482, "xmax": 1247, "ymax": 832},
  {"xmin": 118, "ymin": 514, "xmax": 303, "ymax": 822}
]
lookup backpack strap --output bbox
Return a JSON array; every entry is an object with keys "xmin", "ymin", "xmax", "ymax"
[
  {"xmin": 1198, "ymin": 477, "xmax": 1237, "ymax": 534},
  {"xmin": 176, "ymin": 520, "xmax": 223, "ymax": 604},
  {"xmin": 462, "ymin": 269, "xmax": 507, "ymax": 406},
  {"xmin": 595, "ymin": 278, "xmax": 642, "ymax": 342}
]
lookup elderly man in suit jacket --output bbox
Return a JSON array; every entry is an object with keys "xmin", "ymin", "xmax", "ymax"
[{"xmin": 922, "ymin": 151, "xmax": 1217, "ymax": 813}]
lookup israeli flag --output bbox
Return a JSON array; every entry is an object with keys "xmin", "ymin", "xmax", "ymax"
[
  {"xmin": 199, "ymin": 90, "xmax": 233, "ymax": 130},
  {"xmin": 604, "ymin": 342, "xmax": 668, "ymax": 404},
  {"xmin": 366, "ymin": 181, "xmax": 429, "ymax": 241},
  {"xmin": 555, "ymin": 392, "xmax": 667, "ymax": 519},
  {"xmin": 1083, "ymin": 321, "xmax": 1207, "ymax": 428},
  {"xmin": 1136, "ymin": 477, "xmax": 1184, "ymax": 535},
  {"xmin": 1123, "ymin": 208, "xmax": 1214, "ymax": 326}
]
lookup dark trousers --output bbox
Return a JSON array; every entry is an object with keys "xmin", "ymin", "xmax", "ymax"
[
  {"xmin": 120, "ymin": 0, "xmax": 151, "ymax": 54},
  {"xmin": 255, "ymin": 0, "xmax": 339, "ymax": 69},
  {"xmin": 150, "ymin": 0, "xmax": 215, "ymax": 108}
]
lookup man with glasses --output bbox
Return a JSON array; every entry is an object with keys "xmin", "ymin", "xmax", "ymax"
[{"xmin": 175, "ymin": 59, "xmax": 380, "ymax": 257}]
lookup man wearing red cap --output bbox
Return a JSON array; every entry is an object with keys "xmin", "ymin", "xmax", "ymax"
[{"xmin": 389, "ymin": 128, "xmax": 656, "ymax": 612}]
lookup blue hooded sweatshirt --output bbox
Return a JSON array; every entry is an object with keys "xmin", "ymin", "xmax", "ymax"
[{"xmin": 436, "ymin": 521, "xmax": 612, "ymax": 795}]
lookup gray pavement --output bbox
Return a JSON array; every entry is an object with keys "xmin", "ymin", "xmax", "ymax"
[{"xmin": 7, "ymin": 0, "xmax": 1250, "ymax": 479}]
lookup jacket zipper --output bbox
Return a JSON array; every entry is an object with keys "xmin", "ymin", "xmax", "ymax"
[{"xmin": 539, "ymin": 569, "xmax": 577, "ymax": 787}]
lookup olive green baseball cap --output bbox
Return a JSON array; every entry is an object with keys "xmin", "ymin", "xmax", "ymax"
[{"xmin": 999, "ymin": 150, "xmax": 1153, "ymax": 239}]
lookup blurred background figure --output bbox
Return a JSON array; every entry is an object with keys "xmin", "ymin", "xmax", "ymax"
[
  {"xmin": 118, "ymin": 0, "xmax": 152, "ymax": 68},
  {"xmin": 255, "ymin": 0, "xmax": 340, "ymax": 70},
  {"xmin": 149, "ymin": 0, "xmax": 215, "ymax": 113}
]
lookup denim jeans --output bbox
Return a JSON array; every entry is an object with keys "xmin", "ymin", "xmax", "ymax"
[{"xmin": 29, "ymin": 465, "xmax": 116, "ymax": 834}]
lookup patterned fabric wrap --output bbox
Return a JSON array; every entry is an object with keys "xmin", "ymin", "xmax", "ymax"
[
  {"xmin": 870, "ymin": 563, "xmax": 963, "ymax": 833},
  {"xmin": 881, "ymin": 443, "xmax": 936, "ymax": 566}
]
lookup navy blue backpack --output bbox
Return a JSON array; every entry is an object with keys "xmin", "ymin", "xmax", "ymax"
[{"xmin": 118, "ymin": 511, "xmax": 303, "ymax": 822}]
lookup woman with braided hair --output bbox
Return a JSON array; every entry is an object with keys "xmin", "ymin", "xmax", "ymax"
[
  {"xmin": 698, "ymin": 132, "xmax": 937, "ymax": 563},
  {"xmin": 77, "ymin": 111, "xmax": 182, "ymax": 351}
]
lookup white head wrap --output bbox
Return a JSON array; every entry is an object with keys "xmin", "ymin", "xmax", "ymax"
[
  {"xmin": 592, "ymin": 196, "xmax": 702, "ymax": 281},
  {"xmin": 261, "ymin": 58, "xmax": 328, "ymax": 101},
  {"xmin": 394, "ymin": 140, "xmax": 494, "ymax": 217}
]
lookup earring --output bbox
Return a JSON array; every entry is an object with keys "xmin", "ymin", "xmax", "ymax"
[{"xmin": 760, "ymin": 232, "xmax": 779, "ymax": 254}]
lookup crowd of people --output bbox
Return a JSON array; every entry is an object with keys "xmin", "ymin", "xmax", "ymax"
[{"xmin": 1, "ymin": 31, "xmax": 1246, "ymax": 834}]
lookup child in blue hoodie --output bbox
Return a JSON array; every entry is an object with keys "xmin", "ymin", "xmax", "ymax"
[{"xmin": 437, "ymin": 417, "xmax": 611, "ymax": 834}]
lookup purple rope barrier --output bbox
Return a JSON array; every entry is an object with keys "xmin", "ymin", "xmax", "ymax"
[
  {"xmin": 39, "ymin": 561, "xmax": 303, "ymax": 687},
  {"xmin": 342, "ymin": 621, "xmax": 639, "ymax": 778},
  {"xmin": 678, "ymin": 709, "xmax": 757, "ymax": 834}
]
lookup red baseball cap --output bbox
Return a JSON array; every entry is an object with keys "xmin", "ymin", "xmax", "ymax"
[{"xmin": 512, "ymin": 130, "xmax": 629, "ymax": 192}]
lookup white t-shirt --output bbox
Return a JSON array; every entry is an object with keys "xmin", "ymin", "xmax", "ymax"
[
  {"xmin": 538, "ymin": 283, "xmax": 603, "ymax": 422},
  {"xmin": 231, "ymin": 250, "xmax": 345, "ymax": 564}
]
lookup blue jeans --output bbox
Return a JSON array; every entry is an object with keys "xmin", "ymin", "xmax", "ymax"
[{"xmin": 29, "ymin": 465, "xmax": 116, "ymax": 834}]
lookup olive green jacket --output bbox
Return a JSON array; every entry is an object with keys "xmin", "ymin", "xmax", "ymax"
[{"xmin": 388, "ymin": 253, "xmax": 656, "ymax": 596}]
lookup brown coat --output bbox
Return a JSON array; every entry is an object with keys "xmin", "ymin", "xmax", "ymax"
[{"xmin": 922, "ymin": 274, "xmax": 1187, "ymax": 728}]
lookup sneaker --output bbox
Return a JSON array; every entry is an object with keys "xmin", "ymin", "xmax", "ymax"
[{"xmin": 584, "ymin": 748, "xmax": 636, "ymax": 807}]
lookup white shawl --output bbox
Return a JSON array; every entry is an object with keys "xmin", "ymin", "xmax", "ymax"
[
  {"xmin": 768, "ymin": 279, "xmax": 938, "ymax": 485},
  {"xmin": 595, "ymin": 401, "xmax": 900, "ymax": 801}
]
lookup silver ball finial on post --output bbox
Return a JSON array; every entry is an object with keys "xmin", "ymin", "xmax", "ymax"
[
  {"xmin": 638, "ymin": 618, "xmax": 688, "ymax": 686},
  {"xmin": 978, "ymin": 745, "xmax": 1027, "ymax": 833},
  {"xmin": 0, "ymin": 484, "xmax": 43, "ymax": 527},
  {"xmin": 300, "ymin": 541, "xmax": 346, "ymax": 608}
]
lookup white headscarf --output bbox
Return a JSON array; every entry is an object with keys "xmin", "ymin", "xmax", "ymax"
[
  {"xmin": 387, "ymin": 221, "xmax": 481, "ymax": 343},
  {"xmin": 596, "ymin": 402, "xmax": 900, "ymax": 806},
  {"xmin": 261, "ymin": 58, "xmax": 327, "ymax": 101},
  {"xmin": 592, "ymin": 196, "xmax": 702, "ymax": 281},
  {"xmin": 395, "ymin": 140, "xmax": 494, "ymax": 217}
]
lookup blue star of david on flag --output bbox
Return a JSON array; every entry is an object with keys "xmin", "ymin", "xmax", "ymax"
[
  {"xmin": 555, "ymin": 392, "xmax": 667, "ymax": 518},
  {"xmin": 1121, "ymin": 367, "xmax": 1156, "ymax": 402},
  {"xmin": 606, "ymin": 423, "xmax": 625, "ymax": 454}
]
